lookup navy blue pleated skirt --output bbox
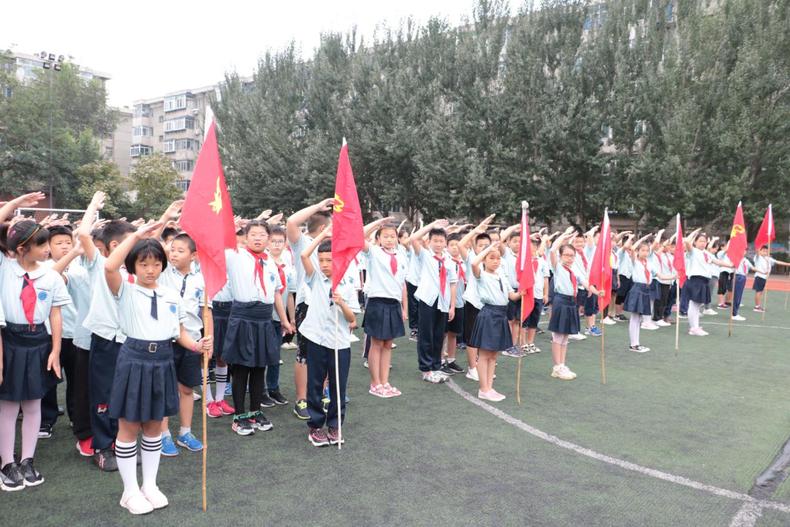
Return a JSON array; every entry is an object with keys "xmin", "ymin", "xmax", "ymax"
[
  {"xmin": 362, "ymin": 297, "xmax": 405, "ymax": 340},
  {"xmin": 212, "ymin": 301, "xmax": 232, "ymax": 361},
  {"xmin": 222, "ymin": 301, "xmax": 281, "ymax": 368},
  {"xmin": 649, "ymin": 279, "xmax": 661, "ymax": 301},
  {"xmin": 685, "ymin": 276, "xmax": 711, "ymax": 304},
  {"xmin": 0, "ymin": 323, "xmax": 59, "ymax": 402},
  {"xmin": 624, "ymin": 283, "xmax": 653, "ymax": 316},
  {"xmin": 109, "ymin": 338, "xmax": 179, "ymax": 422},
  {"xmin": 469, "ymin": 305, "xmax": 512, "ymax": 352},
  {"xmin": 548, "ymin": 293, "xmax": 581, "ymax": 335}
]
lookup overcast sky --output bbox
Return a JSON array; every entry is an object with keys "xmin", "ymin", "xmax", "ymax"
[{"xmin": 5, "ymin": 0, "xmax": 518, "ymax": 107}]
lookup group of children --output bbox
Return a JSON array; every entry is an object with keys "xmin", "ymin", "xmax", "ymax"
[{"xmin": 0, "ymin": 189, "xmax": 785, "ymax": 514}]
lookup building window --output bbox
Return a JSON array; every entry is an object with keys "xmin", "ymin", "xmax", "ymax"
[
  {"xmin": 163, "ymin": 140, "xmax": 176, "ymax": 153},
  {"xmin": 173, "ymin": 160, "xmax": 195, "ymax": 172},
  {"xmin": 133, "ymin": 126, "xmax": 153, "ymax": 137},
  {"xmin": 176, "ymin": 179, "xmax": 191, "ymax": 192},
  {"xmin": 164, "ymin": 93, "xmax": 193, "ymax": 112},
  {"xmin": 133, "ymin": 104, "xmax": 152, "ymax": 118},
  {"xmin": 164, "ymin": 116, "xmax": 195, "ymax": 133},
  {"xmin": 130, "ymin": 144, "xmax": 153, "ymax": 157}
]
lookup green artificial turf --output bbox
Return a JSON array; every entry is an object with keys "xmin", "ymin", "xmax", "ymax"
[{"xmin": 2, "ymin": 295, "xmax": 789, "ymax": 526}]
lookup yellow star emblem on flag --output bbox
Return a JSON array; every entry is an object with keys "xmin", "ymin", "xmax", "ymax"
[
  {"xmin": 209, "ymin": 177, "xmax": 223, "ymax": 214},
  {"xmin": 730, "ymin": 224, "xmax": 745, "ymax": 238},
  {"xmin": 333, "ymin": 193, "xmax": 345, "ymax": 213}
]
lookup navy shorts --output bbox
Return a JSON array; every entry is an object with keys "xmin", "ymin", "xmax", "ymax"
[
  {"xmin": 752, "ymin": 276, "xmax": 766, "ymax": 292},
  {"xmin": 173, "ymin": 342, "xmax": 202, "ymax": 388},
  {"xmin": 522, "ymin": 299, "xmax": 544, "ymax": 329},
  {"xmin": 576, "ymin": 289, "xmax": 599, "ymax": 317}
]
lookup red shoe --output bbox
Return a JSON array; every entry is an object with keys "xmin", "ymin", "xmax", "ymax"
[
  {"xmin": 216, "ymin": 400, "xmax": 235, "ymax": 416},
  {"xmin": 206, "ymin": 401, "xmax": 222, "ymax": 418},
  {"xmin": 76, "ymin": 437, "xmax": 94, "ymax": 457}
]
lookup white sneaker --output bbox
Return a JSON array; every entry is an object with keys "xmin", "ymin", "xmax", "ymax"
[
  {"xmin": 192, "ymin": 391, "xmax": 201, "ymax": 401},
  {"xmin": 688, "ymin": 327, "xmax": 709, "ymax": 336},
  {"xmin": 348, "ymin": 333, "xmax": 360, "ymax": 343},
  {"xmin": 282, "ymin": 342, "xmax": 298, "ymax": 350},
  {"xmin": 641, "ymin": 322, "xmax": 659, "ymax": 330},
  {"xmin": 465, "ymin": 367, "xmax": 479, "ymax": 381},
  {"xmin": 568, "ymin": 333, "xmax": 587, "ymax": 341},
  {"xmin": 551, "ymin": 365, "xmax": 575, "ymax": 381},
  {"xmin": 732, "ymin": 315, "xmax": 746, "ymax": 321},
  {"xmin": 628, "ymin": 345, "xmax": 650, "ymax": 353},
  {"xmin": 434, "ymin": 370, "xmax": 449, "ymax": 382},
  {"xmin": 602, "ymin": 317, "xmax": 617, "ymax": 325},
  {"xmin": 120, "ymin": 491, "xmax": 154, "ymax": 515},
  {"xmin": 478, "ymin": 389, "xmax": 506, "ymax": 402},
  {"xmin": 141, "ymin": 486, "xmax": 169, "ymax": 509},
  {"xmin": 703, "ymin": 308, "xmax": 718, "ymax": 316},
  {"xmin": 655, "ymin": 320, "xmax": 671, "ymax": 327}
]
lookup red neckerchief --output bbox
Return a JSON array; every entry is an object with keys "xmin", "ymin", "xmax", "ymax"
[
  {"xmin": 384, "ymin": 249, "xmax": 398, "ymax": 276},
  {"xmin": 577, "ymin": 249, "xmax": 588, "ymax": 269},
  {"xmin": 20, "ymin": 273, "xmax": 37, "ymax": 325},
  {"xmin": 433, "ymin": 254, "xmax": 447, "ymax": 294},
  {"xmin": 276, "ymin": 262, "xmax": 286, "ymax": 294},
  {"xmin": 640, "ymin": 258, "xmax": 650, "ymax": 283},
  {"xmin": 246, "ymin": 247, "xmax": 268, "ymax": 295},
  {"xmin": 452, "ymin": 257, "xmax": 466, "ymax": 284},
  {"xmin": 563, "ymin": 264, "xmax": 576, "ymax": 295}
]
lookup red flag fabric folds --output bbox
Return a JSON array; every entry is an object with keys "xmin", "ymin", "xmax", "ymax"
[
  {"xmin": 753, "ymin": 204, "xmax": 775, "ymax": 252},
  {"xmin": 331, "ymin": 141, "xmax": 365, "ymax": 291},
  {"xmin": 588, "ymin": 210, "xmax": 612, "ymax": 312},
  {"xmin": 179, "ymin": 121, "xmax": 236, "ymax": 299},
  {"xmin": 515, "ymin": 204, "xmax": 534, "ymax": 322},
  {"xmin": 726, "ymin": 202, "xmax": 748, "ymax": 269},
  {"xmin": 673, "ymin": 214, "xmax": 687, "ymax": 289}
]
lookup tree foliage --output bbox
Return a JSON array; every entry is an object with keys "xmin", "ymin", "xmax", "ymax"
[{"xmin": 128, "ymin": 154, "xmax": 182, "ymax": 219}]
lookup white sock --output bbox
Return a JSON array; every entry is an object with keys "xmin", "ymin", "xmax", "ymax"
[
  {"xmin": 203, "ymin": 371, "xmax": 214, "ymax": 402},
  {"xmin": 161, "ymin": 429, "xmax": 171, "ymax": 438},
  {"xmin": 178, "ymin": 427, "xmax": 190, "ymax": 437},
  {"xmin": 447, "ymin": 357, "xmax": 456, "ymax": 363},
  {"xmin": 629, "ymin": 314, "xmax": 641, "ymax": 346},
  {"xmin": 214, "ymin": 366, "xmax": 228, "ymax": 401},
  {"xmin": 689, "ymin": 302, "xmax": 701, "ymax": 329},
  {"xmin": 140, "ymin": 434, "xmax": 162, "ymax": 492},
  {"xmin": 115, "ymin": 439, "xmax": 139, "ymax": 495}
]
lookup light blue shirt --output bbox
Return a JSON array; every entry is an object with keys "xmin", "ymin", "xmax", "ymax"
[
  {"xmin": 0, "ymin": 254, "xmax": 71, "ymax": 325},
  {"xmin": 289, "ymin": 233, "xmax": 319, "ymax": 306},
  {"xmin": 115, "ymin": 281, "xmax": 185, "ymax": 341},
  {"xmin": 363, "ymin": 244, "xmax": 406, "ymax": 301},
  {"xmin": 159, "ymin": 265, "xmax": 205, "ymax": 340},
  {"xmin": 450, "ymin": 256, "xmax": 466, "ymax": 307},
  {"xmin": 754, "ymin": 255, "xmax": 775, "ymax": 279},
  {"xmin": 552, "ymin": 261, "xmax": 586, "ymax": 296},
  {"xmin": 572, "ymin": 250, "xmax": 590, "ymax": 288},
  {"xmin": 82, "ymin": 252, "xmax": 128, "ymax": 343},
  {"xmin": 414, "ymin": 249, "xmax": 458, "ymax": 313},
  {"xmin": 630, "ymin": 257, "xmax": 654, "ymax": 285},
  {"xmin": 298, "ymin": 270, "xmax": 354, "ymax": 349},
  {"xmin": 225, "ymin": 249, "xmax": 282, "ymax": 304},
  {"xmin": 686, "ymin": 248, "xmax": 713, "ymax": 279},
  {"xmin": 211, "ymin": 281, "xmax": 233, "ymax": 303},
  {"xmin": 502, "ymin": 248, "xmax": 518, "ymax": 290},
  {"xmin": 406, "ymin": 246, "xmax": 421, "ymax": 285},
  {"xmin": 532, "ymin": 257, "xmax": 550, "ymax": 300},
  {"xmin": 617, "ymin": 247, "xmax": 633, "ymax": 278},
  {"xmin": 462, "ymin": 251, "xmax": 483, "ymax": 310},
  {"xmin": 476, "ymin": 269, "xmax": 510, "ymax": 306},
  {"xmin": 65, "ymin": 263, "xmax": 93, "ymax": 349},
  {"xmin": 271, "ymin": 257, "xmax": 295, "ymax": 322}
]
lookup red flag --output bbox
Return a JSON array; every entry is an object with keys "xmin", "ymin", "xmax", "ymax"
[
  {"xmin": 331, "ymin": 140, "xmax": 365, "ymax": 291},
  {"xmin": 726, "ymin": 201, "xmax": 748, "ymax": 269},
  {"xmin": 753, "ymin": 204, "xmax": 775, "ymax": 252},
  {"xmin": 179, "ymin": 121, "xmax": 236, "ymax": 298},
  {"xmin": 588, "ymin": 209, "xmax": 613, "ymax": 312},
  {"xmin": 673, "ymin": 213, "xmax": 687, "ymax": 289},
  {"xmin": 515, "ymin": 202, "xmax": 534, "ymax": 322}
]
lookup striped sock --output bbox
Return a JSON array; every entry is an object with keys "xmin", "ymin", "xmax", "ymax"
[
  {"xmin": 215, "ymin": 366, "xmax": 228, "ymax": 401},
  {"xmin": 115, "ymin": 440, "xmax": 139, "ymax": 494},
  {"xmin": 140, "ymin": 434, "xmax": 162, "ymax": 493}
]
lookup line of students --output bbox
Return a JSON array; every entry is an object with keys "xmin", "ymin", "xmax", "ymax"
[{"xmin": 2, "ymin": 189, "xmax": 787, "ymax": 512}]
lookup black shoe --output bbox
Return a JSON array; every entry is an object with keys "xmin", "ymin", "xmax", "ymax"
[
  {"xmin": 232, "ymin": 415, "xmax": 255, "ymax": 436},
  {"xmin": 268, "ymin": 390, "xmax": 288, "ymax": 406},
  {"xmin": 0, "ymin": 462, "xmax": 24, "ymax": 492},
  {"xmin": 57, "ymin": 405, "xmax": 65, "ymax": 416},
  {"xmin": 409, "ymin": 330, "xmax": 418, "ymax": 342},
  {"xmin": 38, "ymin": 424, "xmax": 53, "ymax": 439},
  {"xmin": 615, "ymin": 314, "xmax": 628, "ymax": 322},
  {"xmin": 19, "ymin": 458, "xmax": 44, "ymax": 487},
  {"xmin": 440, "ymin": 363, "xmax": 458, "ymax": 375},
  {"xmin": 445, "ymin": 361, "xmax": 465, "ymax": 373},
  {"xmin": 93, "ymin": 448, "xmax": 118, "ymax": 472},
  {"xmin": 260, "ymin": 393, "xmax": 276, "ymax": 408},
  {"xmin": 293, "ymin": 399, "xmax": 310, "ymax": 420},
  {"xmin": 251, "ymin": 411, "xmax": 273, "ymax": 431}
]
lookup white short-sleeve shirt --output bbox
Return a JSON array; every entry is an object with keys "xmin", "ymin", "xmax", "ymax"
[
  {"xmin": 0, "ymin": 254, "xmax": 71, "ymax": 326},
  {"xmin": 65, "ymin": 263, "xmax": 93, "ymax": 349},
  {"xmin": 289, "ymin": 233, "xmax": 318, "ymax": 306},
  {"xmin": 363, "ymin": 245, "xmax": 407, "ymax": 301},
  {"xmin": 225, "ymin": 248, "xmax": 282, "ymax": 304},
  {"xmin": 159, "ymin": 266, "xmax": 205, "ymax": 340},
  {"xmin": 754, "ymin": 255, "xmax": 775, "ymax": 279},
  {"xmin": 414, "ymin": 249, "xmax": 458, "ymax": 313},
  {"xmin": 298, "ymin": 270, "xmax": 354, "ymax": 349},
  {"xmin": 476, "ymin": 269, "xmax": 510, "ymax": 306},
  {"xmin": 81, "ymin": 252, "xmax": 128, "ymax": 343},
  {"xmin": 115, "ymin": 281, "xmax": 185, "ymax": 341},
  {"xmin": 462, "ymin": 251, "xmax": 483, "ymax": 310}
]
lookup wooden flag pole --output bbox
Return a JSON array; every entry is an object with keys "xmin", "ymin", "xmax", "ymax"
[
  {"xmin": 517, "ymin": 298, "xmax": 525, "ymax": 405},
  {"xmin": 600, "ymin": 308, "xmax": 606, "ymax": 385},
  {"xmin": 333, "ymin": 308, "xmax": 343, "ymax": 450},
  {"xmin": 728, "ymin": 291, "xmax": 735, "ymax": 337},
  {"xmin": 200, "ymin": 292, "xmax": 210, "ymax": 512},
  {"xmin": 762, "ymin": 247, "xmax": 770, "ymax": 321},
  {"xmin": 674, "ymin": 283, "xmax": 680, "ymax": 355}
]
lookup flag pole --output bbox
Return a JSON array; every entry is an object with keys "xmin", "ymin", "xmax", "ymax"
[
  {"xmin": 674, "ymin": 283, "xmax": 680, "ymax": 355},
  {"xmin": 600, "ymin": 306, "xmax": 606, "ymax": 385},
  {"xmin": 334, "ymin": 306, "xmax": 343, "ymax": 450},
  {"xmin": 517, "ymin": 298, "xmax": 524, "ymax": 405},
  {"xmin": 200, "ymin": 291, "xmax": 210, "ymax": 512},
  {"xmin": 762, "ymin": 246, "xmax": 769, "ymax": 321},
  {"xmin": 728, "ymin": 292, "xmax": 734, "ymax": 337}
]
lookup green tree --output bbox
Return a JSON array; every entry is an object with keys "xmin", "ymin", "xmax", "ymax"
[
  {"xmin": 128, "ymin": 154, "xmax": 181, "ymax": 218},
  {"xmin": 75, "ymin": 160, "xmax": 133, "ymax": 217}
]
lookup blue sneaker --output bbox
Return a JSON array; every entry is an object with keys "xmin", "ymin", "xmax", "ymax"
[
  {"xmin": 161, "ymin": 435, "xmax": 179, "ymax": 457},
  {"xmin": 176, "ymin": 432, "xmax": 203, "ymax": 452},
  {"xmin": 224, "ymin": 384, "xmax": 232, "ymax": 396},
  {"xmin": 585, "ymin": 326, "xmax": 603, "ymax": 337}
]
